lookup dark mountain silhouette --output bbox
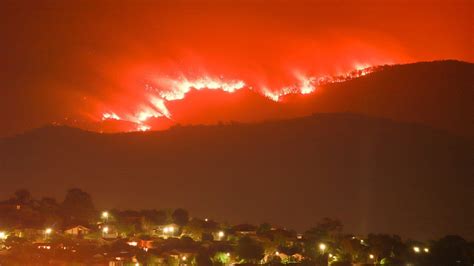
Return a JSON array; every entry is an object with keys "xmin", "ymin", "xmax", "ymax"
[
  {"xmin": 50, "ymin": 60, "xmax": 474, "ymax": 139},
  {"xmin": 1, "ymin": 113, "xmax": 472, "ymax": 240},
  {"xmin": 284, "ymin": 60, "xmax": 474, "ymax": 138}
]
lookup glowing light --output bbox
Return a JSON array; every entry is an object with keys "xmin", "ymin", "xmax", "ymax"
[
  {"xmin": 424, "ymin": 247, "xmax": 429, "ymax": 253},
  {"xmin": 0, "ymin": 231, "xmax": 6, "ymax": 240},
  {"xmin": 128, "ymin": 241, "xmax": 138, "ymax": 246},
  {"xmin": 102, "ymin": 226, "xmax": 109, "ymax": 233},
  {"xmin": 149, "ymin": 96, "xmax": 171, "ymax": 118},
  {"xmin": 319, "ymin": 243, "xmax": 327, "ymax": 252},
  {"xmin": 163, "ymin": 226, "xmax": 175, "ymax": 234},
  {"xmin": 96, "ymin": 65, "xmax": 380, "ymax": 131},
  {"xmin": 137, "ymin": 108, "xmax": 162, "ymax": 122},
  {"xmin": 45, "ymin": 228, "xmax": 52, "ymax": 235},
  {"xmin": 218, "ymin": 231, "xmax": 225, "ymax": 239},
  {"xmin": 369, "ymin": 254, "xmax": 375, "ymax": 259},
  {"xmin": 102, "ymin": 112, "xmax": 121, "ymax": 121},
  {"xmin": 154, "ymin": 76, "xmax": 246, "ymax": 101},
  {"xmin": 102, "ymin": 211, "xmax": 109, "ymax": 219},
  {"xmin": 413, "ymin": 246, "xmax": 420, "ymax": 253},
  {"xmin": 137, "ymin": 125, "xmax": 151, "ymax": 132}
]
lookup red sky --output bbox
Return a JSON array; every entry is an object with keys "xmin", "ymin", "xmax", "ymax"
[{"xmin": 0, "ymin": 0, "xmax": 472, "ymax": 136}]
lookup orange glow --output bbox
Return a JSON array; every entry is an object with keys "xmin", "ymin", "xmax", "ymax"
[
  {"xmin": 102, "ymin": 112, "xmax": 121, "ymax": 121},
  {"xmin": 95, "ymin": 64, "xmax": 379, "ymax": 132},
  {"xmin": 0, "ymin": 0, "xmax": 471, "ymax": 137}
]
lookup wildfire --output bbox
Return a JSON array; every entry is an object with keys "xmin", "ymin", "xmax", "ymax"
[
  {"xmin": 100, "ymin": 64, "xmax": 380, "ymax": 132},
  {"xmin": 102, "ymin": 112, "xmax": 121, "ymax": 121},
  {"xmin": 151, "ymin": 76, "xmax": 246, "ymax": 101}
]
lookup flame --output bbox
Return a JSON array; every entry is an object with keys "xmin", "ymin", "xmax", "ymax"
[
  {"xmin": 137, "ymin": 125, "xmax": 151, "ymax": 132},
  {"xmin": 102, "ymin": 112, "xmax": 121, "ymax": 121},
  {"xmin": 151, "ymin": 76, "xmax": 246, "ymax": 101},
  {"xmin": 99, "ymin": 64, "xmax": 380, "ymax": 132}
]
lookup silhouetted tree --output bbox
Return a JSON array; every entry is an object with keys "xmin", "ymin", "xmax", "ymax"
[
  {"xmin": 257, "ymin": 222, "xmax": 272, "ymax": 234},
  {"xmin": 305, "ymin": 217, "xmax": 343, "ymax": 242},
  {"xmin": 39, "ymin": 197, "xmax": 62, "ymax": 226},
  {"xmin": 367, "ymin": 234, "xmax": 405, "ymax": 263},
  {"xmin": 172, "ymin": 208, "xmax": 189, "ymax": 226},
  {"xmin": 61, "ymin": 188, "xmax": 95, "ymax": 223},
  {"xmin": 196, "ymin": 249, "xmax": 213, "ymax": 266},
  {"xmin": 236, "ymin": 236, "xmax": 265, "ymax": 263},
  {"xmin": 202, "ymin": 232, "xmax": 214, "ymax": 241},
  {"xmin": 14, "ymin": 189, "xmax": 32, "ymax": 205},
  {"xmin": 429, "ymin": 235, "xmax": 473, "ymax": 266}
]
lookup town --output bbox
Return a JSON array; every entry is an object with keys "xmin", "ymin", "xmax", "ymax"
[{"xmin": 0, "ymin": 189, "xmax": 471, "ymax": 265}]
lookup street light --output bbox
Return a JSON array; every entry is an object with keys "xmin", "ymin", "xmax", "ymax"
[
  {"xmin": 102, "ymin": 211, "xmax": 109, "ymax": 222},
  {"xmin": 369, "ymin": 254, "xmax": 375, "ymax": 260},
  {"xmin": 413, "ymin": 246, "xmax": 420, "ymax": 253},
  {"xmin": 319, "ymin": 243, "xmax": 327, "ymax": 252},
  {"xmin": 163, "ymin": 226, "xmax": 175, "ymax": 235},
  {"xmin": 423, "ymin": 248, "xmax": 429, "ymax": 253},
  {"xmin": 102, "ymin": 226, "xmax": 109, "ymax": 234},
  {"xmin": 0, "ymin": 231, "xmax": 6, "ymax": 240},
  {"xmin": 218, "ymin": 231, "xmax": 225, "ymax": 239},
  {"xmin": 44, "ymin": 228, "xmax": 52, "ymax": 240}
]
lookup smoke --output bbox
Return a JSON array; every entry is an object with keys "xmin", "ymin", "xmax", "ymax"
[{"xmin": 1, "ymin": 0, "xmax": 471, "ymax": 135}]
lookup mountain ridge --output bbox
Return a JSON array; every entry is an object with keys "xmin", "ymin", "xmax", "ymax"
[{"xmin": 1, "ymin": 113, "xmax": 472, "ymax": 240}]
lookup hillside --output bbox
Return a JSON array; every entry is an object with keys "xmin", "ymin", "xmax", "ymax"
[
  {"xmin": 1, "ymin": 113, "xmax": 472, "ymax": 240},
  {"xmin": 285, "ymin": 60, "xmax": 474, "ymax": 138}
]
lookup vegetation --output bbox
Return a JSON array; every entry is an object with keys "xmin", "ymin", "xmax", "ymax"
[{"xmin": 0, "ymin": 189, "xmax": 472, "ymax": 265}]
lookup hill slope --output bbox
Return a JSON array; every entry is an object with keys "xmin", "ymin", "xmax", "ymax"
[
  {"xmin": 1, "ymin": 113, "xmax": 472, "ymax": 240},
  {"xmin": 285, "ymin": 60, "xmax": 474, "ymax": 138}
]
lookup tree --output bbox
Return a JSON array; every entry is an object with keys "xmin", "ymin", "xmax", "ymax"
[
  {"xmin": 305, "ymin": 217, "xmax": 343, "ymax": 242},
  {"xmin": 429, "ymin": 235, "xmax": 472, "ymax": 266},
  {"xmin": 236, "ymin": 236, "xmax": 265, "ymax": 263},
  {"xmin": 196, "ymin": 249, "xmax": 213, "ymax": 266},
  {"xmin": 61, "ymin": 188, "xmax": 96, "ymax": 223},
  {"xmin": 339, "ymin": 236, "xmax": 367, "ymax": 263},
  {"xmin": 303, "ymin": 218, "xmax": 344, "ymax": 262},
  {"xmin": 141, "ymin": 209, "xmax": 168, "ymax": 225},
  {"xmin": 39, "ymin": 197, "xmax": 62, "ymax": 226},
  {"xmin": 257, "ymin": 222, "xmax": 272, "ymax": 234},
  {"xmin": 367, "ymin": 234, "xmax": 405, "ymax": 262},
  {"xmin": 14, "ymin": 189, "xmax": 32, "ymax": 204},
  {"xmin": 172, "ymin": 208, "xmax": 189, "ymax": 226}
]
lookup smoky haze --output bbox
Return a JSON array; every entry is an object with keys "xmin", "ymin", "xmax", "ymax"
[
  {"xmin": 1, "ymin": 0, "xmax": 473, "ymax": 136},
  {"xmin": 1, "ymin": 113, "xmax": 472, "ymax": 240}
]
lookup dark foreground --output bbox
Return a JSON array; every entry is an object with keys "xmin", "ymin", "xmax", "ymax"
[{"xmin": 0, "ymin": 189, "xmax": 472, "ymax": 265}]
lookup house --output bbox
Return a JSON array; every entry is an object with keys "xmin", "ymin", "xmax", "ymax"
[
  {"xmin": 232, "ymin": 224, "xmax": 257, "ymax": 236},
  {"xmin": 153, "ymin": 223, "xmax": 180, "ymax": 237},
  {"xmin": 64, "ymin": 225, "xmax": 91, "ymax": 236}
]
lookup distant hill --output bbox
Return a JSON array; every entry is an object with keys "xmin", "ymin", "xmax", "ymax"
[
  {"xmin": 284, "ymin": 60, "xmax": 474, "ymax": 138},
  {"xmin": 1, "ymin": 113, "xmax": 472, "ymax": 240},
  {"xmin": 36, "ymin": 60, "xmax": 473, "ymax": 139}
]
